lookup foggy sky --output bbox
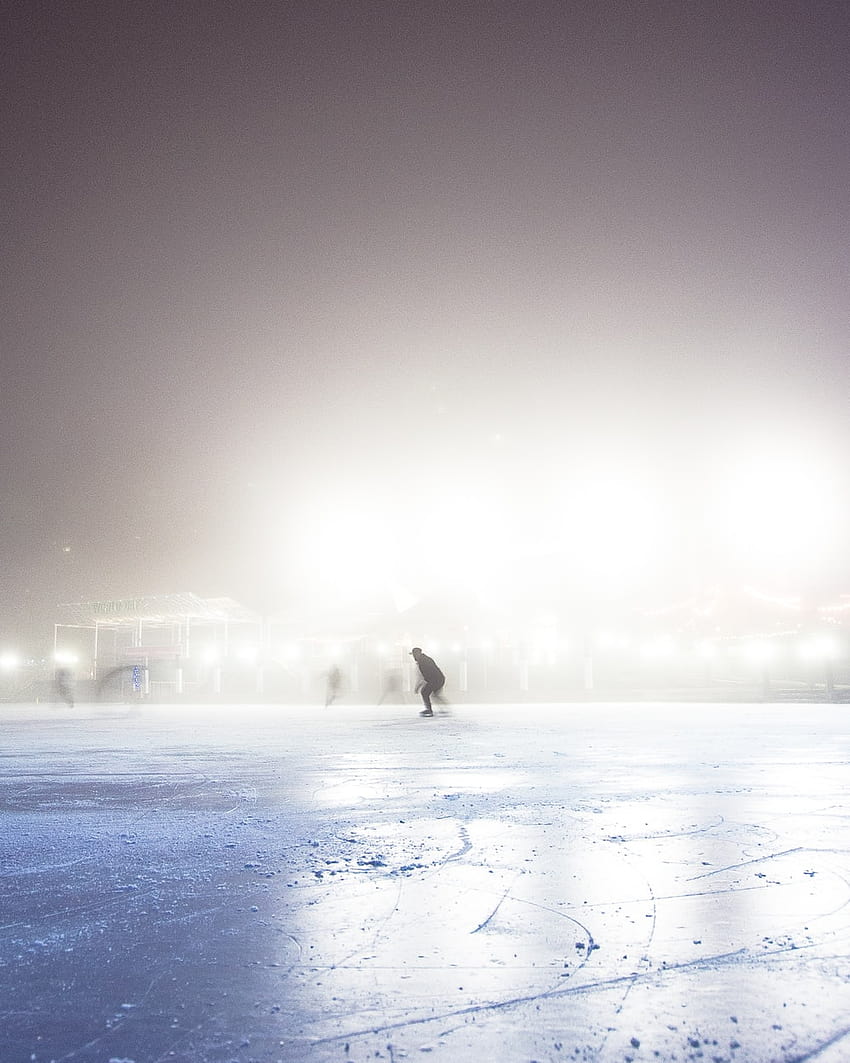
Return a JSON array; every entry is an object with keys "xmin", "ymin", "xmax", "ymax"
[{"xmin": 3, "ymin": 1, "xmax": 850, "ymax": 647}]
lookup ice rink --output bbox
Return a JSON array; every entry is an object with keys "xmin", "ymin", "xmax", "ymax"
[{"xmin": 2, "ymin": 698, "xmax": 850, "ymax": 1063}]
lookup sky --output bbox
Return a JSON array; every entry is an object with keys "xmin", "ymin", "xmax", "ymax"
[{"xmin": 3, "ymin": 0, "xmax": 850, "ymax": 650}]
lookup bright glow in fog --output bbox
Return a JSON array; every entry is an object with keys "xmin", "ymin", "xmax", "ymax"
[
  {"xmin": 416, "ymin": 488, "xmax": 512, "ymax": 592},
  {"xmin": 708, "ymin": 445, "xmax": 842, "ymax": 575},
  {"xmin": 0, "ymin": 651, "xmax": 21, "ymax": 672},
  {"xmin": 741, "ymin": 640, "xmax": 778, "ymax": 666},
  {"xmin": 283, "ymin": 466, "xmax": 674, "ymax": 604},
  {"xmin": 595, "ymin": 630, "xmax": 632, "ymax": 650},
  {"xmin": 286, "ymin": 485, "xmax": 515, "ymax": 602},
  {"xmin": 639, "ymin": 635, "xmax": 676, "ymax": 660},
  {"xmin": 268, "ymin": 431, "xmax": 849, "ymax": 618},
  {"xmin": 695, "ymin": 639, "xmax": 717, "ymax": 660},
  {"xmin": 289, "ymin": 497, "xmax": 402, "ymax": 602},
  {"xmin": 551, "ymin": 466, "xmax": 671, "ymax": 594},
  {"xmin": 798, "ymin": 634, "xmax": 840, "ymax": 662}
]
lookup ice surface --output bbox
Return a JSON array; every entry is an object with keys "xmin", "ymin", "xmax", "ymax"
[{"xmin": 2, "ymin": 699, "xmax": 850, "ymax": 1062}]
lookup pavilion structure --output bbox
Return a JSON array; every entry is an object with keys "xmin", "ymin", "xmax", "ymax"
[
  {"xmin": 54, "ymin": 593, "xmax": 262, "ymax": 697},
  {"xmin": 49, "ymin": 587, "xmax": 850, "ymax": 703}
]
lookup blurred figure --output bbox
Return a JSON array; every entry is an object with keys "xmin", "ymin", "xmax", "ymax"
[
  {"xmin": 410, "ymin": 647, "xmax": 446, "ymax": 717},
  {"xmin": 96, "ymin": 664, "xmax": 144, "ymax": 702},
  {"xmin": 377, "ymin": 668, "xmax": 402, "ymax": 705},
  {"xmin": 324, "ymin": 665, "xmax": 342, "ymax": 707},
  {"xmin": 54, "ymin": 667, "xmax": 74, "ymax": 708}
]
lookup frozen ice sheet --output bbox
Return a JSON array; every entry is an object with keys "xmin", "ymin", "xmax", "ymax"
[{"xmin": 1, "ymin": 700, "xmax": 850, "ymax": 1062}]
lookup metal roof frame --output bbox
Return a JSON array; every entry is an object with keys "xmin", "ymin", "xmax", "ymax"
[{"xmin": 56, "ymin": 593, "xmax": 260, "ymax": 628}]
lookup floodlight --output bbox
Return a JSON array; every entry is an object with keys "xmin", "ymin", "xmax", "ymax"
[
  {"xmin": 289, "ymin": 497, "xmax": 402, "ymax": 602},
  {"xmin": 0, "ymin": 651, "xmax": 20, "ymax": 672},
  {"xmin": 742, "ymin": 640, "xmax": 777, "ymax": 666},
  {"xmin": 798, "ymin": 635, "xmax": 840, "ymax": 662},
  {"xmin": 639, "ymin": 636, "xmax": 675, "ymax": 660},
  {"xmin": 551, "ymin": 463, "xmax": 672, "ymax": 596},
  {"xmin": 708, "ymin": 443, "xmax": 844, "ymax": 578},
  {"xmin": 595, "ymin": 630, "xmax": 631, "ymax": 651}
]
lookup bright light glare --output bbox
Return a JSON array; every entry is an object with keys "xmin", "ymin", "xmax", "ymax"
[
  {"xmin": 54, "ymin": 650, "xmax": 78, "ymax": 666},
  {"xmin": 798, "ymin": 635, "xmax": 840, "ymax": 662},
  {"xmin": 595, "ymin": 630, "xmax": 631, "ymax": 650},
  {"xmin": 742, "ymin": 640, "xmax": 777, "ymax": 666},
  {"xmin": 639, "ymin": 636, "xmax": 675, "ymax": 660},
  {"xmin": 276, "ymin": 436, "xmax": 847, "ymax": 618},
  {"xmin": 709, "ymin": 445, "xmax": 840, "ymax": 575},
  {"xmin": 406, "ymin": 487, "xmax": 512, "ymax": 596},
  {"xmin": 0, "ymin": 651, "xmax": 20, "ymax": 672},
  {"xmin": 552, "ymin": 465, "xmax": 671, "ymax": 595},
  {"xmin": 291, "ymin": 498, "xmax": 401, "ymax": 602},
  {"xmin": 283, "ymin": 460, "xmax": 679, "ymax": 609}
]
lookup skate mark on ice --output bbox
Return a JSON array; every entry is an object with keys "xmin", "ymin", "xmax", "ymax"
[
  {"xmin": 330, "ymin": 875, "xmax": 406, "ymax": 970},
  {"xmin": 493, "ymin": 892, "xmax": 598, "ymax": 958},
  {"xmin": 50, "ymin": 966, "xmax": 183, "ymax": 1063},
  {"xmin": 223, "ymin": 785, "xmax": 259, "ymax": 813},
  {"xmin": 593, "ymin": 851, "xmax": 659, "ymax": 1061},
  {"xmin": 149, "ymin": 1028, "xmax": 206, "ymax": 1063},
  {"xmin": 304, "ymin": 945, "xmax": 755, "ymax": 1049},
  {"xmin": 0, "ymin": 855, "xmax": 88, "ymax": 879},
  {"xmin": 687, "ymin": 846, "xmax": 804, "ymax": 879},
  {"xmin": 443, "ymin": 823, "xmax": 472, "ymax": 863},
  {"xmin": 0, "ymin": 886, "xmax": 158, "ymax": 931},
  {"xmin": 579, "ymin": 878, "xmax": 779, "ymax": 913},
  {"xmin": 286, "ymin": 932, "xmax": 304, "ymax": 961},
  {"xmin": 649, "ymin": 881, "xmax": 773, "ymax": 904},
  {"xmin": 471, "ymin": 881, "xmax": 516, "ymax": 934},
  {"xmin": 785, "ymin": 1024, "xmax": 850, "ymax": 1062},
  {"xmin": 604, "ymin": 814, "xmax": 725, "ymax": 844}
]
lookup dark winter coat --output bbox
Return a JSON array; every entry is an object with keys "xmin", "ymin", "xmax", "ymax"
[{"xmin": 415, "ymin": 653, "xmax": 445, "ymax": 687}]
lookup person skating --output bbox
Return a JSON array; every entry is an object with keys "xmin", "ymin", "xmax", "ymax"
[
  {"xmin": 54, "ymin": 667, "xmax": 75, "ymax": 708},
  {"xmin": 324, "ymin": 665, "xmax": 342, "ymax": 707},
  {"xmin": 410, "ymin": 647, "xmax": 446, "ymax": 717}
]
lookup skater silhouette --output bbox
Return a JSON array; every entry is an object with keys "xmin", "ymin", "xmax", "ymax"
[
  {"xmin": 410, "ymin": 647, "xmax": 446, "ymax": 717},
  {"xmin": 377, "ymin": 668, "xmax": 402, "ymax": 705},
  {"xmin": 54, "ymin": 667, "xmax": 74, "ymax": 708},
  {"xmin": 325, "ymin": 665, "xmax": 342, "ymax": 707}
]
